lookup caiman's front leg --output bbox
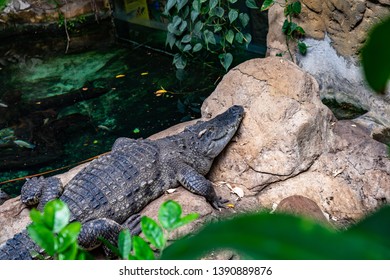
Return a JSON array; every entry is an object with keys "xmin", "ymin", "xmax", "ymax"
[
  {"xmin": 21, "ymin": 176, "xmax": 64, "ymax": 210},
  {"xmin": 177, "ymin": 164, "xmax": 227, "ymax": 209}
]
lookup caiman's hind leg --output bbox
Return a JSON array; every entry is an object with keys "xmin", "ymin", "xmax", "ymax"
[
  {"xmin": 21, "ymin": 176, "xmax": 64, "ymax": 210},
  {"xmin": 78, "ymin": 214, "xmax": 141, "ymax": 258}
]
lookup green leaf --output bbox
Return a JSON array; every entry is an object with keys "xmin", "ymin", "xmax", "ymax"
[
  {"xmin": 158, "ymin": 200, "xmax": 182, "ymax": 230},
  {"xmin": 228, "ymin": 0, "xmax": 238, "ymax": 3},
  {"xmin": 193, "ymin": 21, "xmax": 204, "ymax": 35},
  {"xmin": 282, "ymin": 19, "xmax": 290, "ymax": 34},
  {"xmin": 177, "ymin": 0, "xmax": 188, "ymax": 12},
  {"xmin": 349, "ymin": 206, "xmax": 390, "ymax": 248},
  {"xmin": 192, "ymin": 0, "xmax": 200, "ymax": 12},
  {"xmin": 141, "ymin": 216, "xmax": 165, "ymax": 249},
  {"xmin": 181, "ymin": 34, "xmax": 191, "ymax": 43},
  {"xmin": 243, "ymin": 33, "xmax": 252, "ymax": 47},
  {"xmin": 166, "ymin": 32, "xmax": 176, "ymax": 48},
  {"xmin": 361, "ymin": 17, "xmax": 390, "ymax": 93},
  {"xmin": 193, "ymin": 43, "xmax": 203, "ymax": 52},
  {"xmin": 214, "ymin": 25, "xmax": 222, "ymax": 33},
  {"xmin": 214, "ymin": 6, "xmax": 224, "ymax": 18},
  {"xmin": 183, "ymin": 44, "xmax": 192, "ymax": 52},
  {"xmin": 298, "ymin": 41, "xmax": 307, "ymax": 55},
  {"xmin": 245, "ymin": 0, "xmax": 258, "ymax": 9},
  {"xmin": 118, "ymin": 229, "xmax": 132, "ymax": 260},
  {"xmin": 132, "ymin": 236, "xmax": 155, "ymax": 260},
  {"xmin": 225, "ymin": 29, "xmax": 235, "ymax": 44},
  {"xmin": 164, "ymin": 0, "xmax": 177, "ymax": 14},
  {"xmin": 58, "ymin": 242, "xmax": 78, "ymax": 260},
  {"xmin": 27, "ymin": 224, "xmax": 56, "ymax": 256},
  {"xmin": 161, "ymin": 211, "xmax": 390, "ymax": 260},
  {"xmin": 191, "ymin": 10, "xmax": 199, "ymax": 22},
  {"xmin": 235, "ymin": 32, "xmax": 244, "ymax": 44},
  {"xmin": 261, "ymin": 0, "xmax": 275, "ymax": 11},
  {"xmin": 43, "ymin": 200, "xmax": 70, "ymax": 233},
  {"xmin": 57, "ymin": 222, "xmax": 81, "ymax": 253},
  {"xmin": 179, "ymin": 20, "xmax": 188, "ymax": 33},
  {"xmin": 209, "ymin": 0, "xmax": 218, "ymax": 10},
  {"xmin": 228, "ymin": 9, "xmax": 238, "ymax": 24},
  {"xmin": 239, "ymin": 13, "xmax": 250, "ymax": 28},
  {"xmin": 291, "ymin": 1, "xmax": 302, "ymax": 15},
  {"xmin": 30, "ymin": 208, "xmax": 44, "ymax": 225},
  {"xmin": 175, "ymin": 213, "xmax": 199, "ymax": 229},
  {"xmin": 173, "ymin": 54, "xmax": 187, "ymax": 69},
  {"xmin": 204, "ymin": 30, "xmax": 216, "ymax": 45},
  {"xmin": 296, "ymin": 26, "xmax": 305, "ymax": 35},
  {"xmin": 219, "ymin": 52, "xmax": 233, "ymax": 71}
]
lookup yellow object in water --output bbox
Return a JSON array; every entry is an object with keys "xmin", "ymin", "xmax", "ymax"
[
  {"xmin": 141, "ymin": 72, "xmax": 149, "ymax": 76},
  {"xmin": 115, "ymin": 74, "xmax": 126, "ymax": 78}
]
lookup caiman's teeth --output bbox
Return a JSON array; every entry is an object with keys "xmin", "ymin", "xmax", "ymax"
[{"xmin": 198, "ymin": 128, "xmax": 207, "ymax": 138}]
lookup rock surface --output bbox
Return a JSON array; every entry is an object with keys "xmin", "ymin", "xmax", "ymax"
[
  {"xmin": 1, "ymin": 57, "xmax": 389, "ymax": 256},
  {"xmin": 266, "ymin": 1, "xmax": 390, "ymax": 139},
  {"xmin": 266, "ymin": 0, "xmax": 390, "ymax": 59},
  {"xmin": 0, "ymin": 0, "xmax": 109, "ymax": 25}
]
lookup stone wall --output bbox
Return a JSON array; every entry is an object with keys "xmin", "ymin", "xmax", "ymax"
[{"xmin": 266, "ymin": 0, "xmax": 390, "ymax": 140}]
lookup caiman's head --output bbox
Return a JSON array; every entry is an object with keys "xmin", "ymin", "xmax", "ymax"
[{"xmin": 186, "ymin": 105, "xmax": 244, "ymax": 158}]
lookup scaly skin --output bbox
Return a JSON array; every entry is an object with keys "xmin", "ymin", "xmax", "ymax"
[{"xmin": 0, "ymin": 105, "xmax": 244, "ymax": 259}]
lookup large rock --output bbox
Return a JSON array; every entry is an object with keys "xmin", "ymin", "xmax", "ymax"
[{"xmin": 1, "ymin": 57, "xmax": 389, "ymax": 252}]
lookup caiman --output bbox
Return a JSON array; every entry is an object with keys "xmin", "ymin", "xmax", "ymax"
[{"xmin": 0, "ymin": 105, "xmax": 244, "ymax": 259}]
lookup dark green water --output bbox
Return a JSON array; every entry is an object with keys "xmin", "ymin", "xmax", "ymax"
[{"xmin": 0, "ymin": 24, "xmax": 230, "ymax": 196}]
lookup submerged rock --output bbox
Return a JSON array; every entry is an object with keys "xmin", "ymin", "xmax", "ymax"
[{"xmin": 1, "ymin": 57, "xmax": 389, "ymax": 254}]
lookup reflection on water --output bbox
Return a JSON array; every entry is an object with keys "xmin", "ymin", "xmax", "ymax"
[{"xmin": 0, "ymin": 22, "xmax": 225, "ymax": 195}]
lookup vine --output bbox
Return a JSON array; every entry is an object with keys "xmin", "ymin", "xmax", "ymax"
[{"xmin": 260, "ymin": 0, "xmax": 307, "ymax": 60}]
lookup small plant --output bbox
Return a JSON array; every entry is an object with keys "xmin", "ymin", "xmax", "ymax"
[
  {"xmin": 163, "ymin": 0, "xmax": 255, "ymax": 71},
  {"xmin": 260, "ymin": 0, "xmax": 307, "ymax": 59},
  {"xmin": 27, "ymin": 200, "xmax": 88, "ymax": 260},
  {"xmin": 102, "ymin": 200, "xmax": 199, "ymax": 259}
]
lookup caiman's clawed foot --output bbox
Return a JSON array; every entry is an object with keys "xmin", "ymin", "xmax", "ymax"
[{"xmin": 210, "ymin": 197, "xmax": 229, "ymax": 210}]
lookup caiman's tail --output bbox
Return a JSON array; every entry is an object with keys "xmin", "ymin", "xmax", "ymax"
[{"xmin": 0, "ymin": 230, "xmax": 40, "ymax": 260}]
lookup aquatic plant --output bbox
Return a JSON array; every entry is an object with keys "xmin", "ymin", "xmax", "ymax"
[{"xmin": 163, "ymin": 0, "xmax": 255, "ymax": 71}]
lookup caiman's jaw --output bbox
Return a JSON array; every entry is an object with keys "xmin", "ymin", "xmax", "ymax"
[{"xmin": 188, "ymin": 105, "xmax": 244, "ymax": 158}]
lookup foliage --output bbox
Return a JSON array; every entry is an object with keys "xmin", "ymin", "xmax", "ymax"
[
  {"xmin": 162, "ymin": 207, "xmax": 390, "ymax": 259},
  {"xmin": 260, "ymin": 0, "xmax": 307, "ymax": 59},
  {"xmin": 27, "ymin": 199, "xmax": 390, "ymax": 260},
  {"xmin": 361, "ymin": 16, "xmax": 390, "ymax": 94},
  {"xmin": 27, "ymin": 200, "xmax": 89, "ymax": 260},
  {"xmin": 58, "ymin": 14, "xmax": 87, "ymax": 32},
  {"xmin": 0, "ymin": 0, "xmax": 8, "ymax": 11},
  {"xmin": 102, "ymin": 200, "xmax": 199, "ymax": 259},
  {"xmin": 163, "ymin": 0, "xmax": 254, "ymax": 71}
]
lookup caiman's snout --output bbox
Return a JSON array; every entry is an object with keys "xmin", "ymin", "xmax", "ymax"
[
  {"xmin": 228, "ymin": 105, "xmax": 244, "ymax": 123},
  {"xmin": 229, "ymin": 105, "xmax": 244, "ymax": 116}
]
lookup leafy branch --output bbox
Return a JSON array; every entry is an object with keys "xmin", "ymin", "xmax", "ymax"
[
  {"xmin": 164, "ymin": 0, "xmax": 254, "ymax": 71},
  {"xmin": 260, "ymin": 0, "xmax": 307, "ymax": 60}
]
